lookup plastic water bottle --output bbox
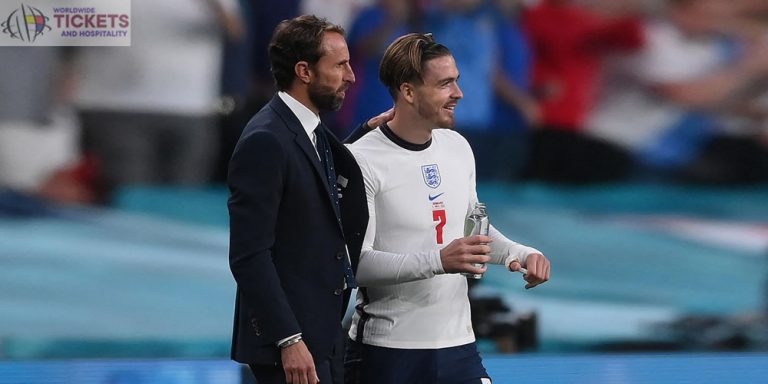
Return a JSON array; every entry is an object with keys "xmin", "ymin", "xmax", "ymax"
[{"xmin": 461, "ymin": 202, "xmax": 489, "ymax": 279}]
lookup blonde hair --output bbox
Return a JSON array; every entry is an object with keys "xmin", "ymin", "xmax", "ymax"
[{"xmin": 379, "ymin": 33, "xmax": 452, "ymax": 99}]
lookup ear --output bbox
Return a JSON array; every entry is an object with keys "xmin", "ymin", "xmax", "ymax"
[
  {"xmin": 400, "ymin": 83, "xmax": 415, "ymax": 104},
  {"xmin": 295, "ymin": 61, "xmax": 311, "ymax": 84}
]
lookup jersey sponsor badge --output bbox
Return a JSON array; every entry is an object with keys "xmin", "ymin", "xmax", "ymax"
[{"xmin": 421, "ymin": 164, "xmax": 441, "ymax": 189}]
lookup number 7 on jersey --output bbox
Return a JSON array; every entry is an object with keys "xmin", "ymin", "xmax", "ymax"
[{"xmin": 432, "ymin": 209, "xmax": 446, "ymax": 244}]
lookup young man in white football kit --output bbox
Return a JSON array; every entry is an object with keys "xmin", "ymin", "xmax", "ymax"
[{"xmin": 344, "ymin": 33, "xmax": 551, "ymax": 383}]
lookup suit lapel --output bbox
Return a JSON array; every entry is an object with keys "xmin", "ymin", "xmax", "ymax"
[{"xmin": 268, "ymin": 96, "xmax": 340, "ymax": 224}]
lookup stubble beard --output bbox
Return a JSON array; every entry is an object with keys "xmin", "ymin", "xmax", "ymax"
[
  {"xmin": 309, "ymin": 82, "xmax": 345, "ymax": 112},
  {"xmin": 418, "ymin": 102, "xmax": 455, "ymax": 129}
]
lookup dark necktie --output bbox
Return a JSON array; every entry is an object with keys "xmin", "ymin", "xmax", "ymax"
[{"xmin": 314, "ymin": 123, "xmax": 358, "ymax": 289}]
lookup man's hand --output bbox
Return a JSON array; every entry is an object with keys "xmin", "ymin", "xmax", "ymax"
[
  {"xmin": 509, "ymin": 253, "xmax": 550, "ymax": 289},
  {"xmin": 281, "ymin": 340, "xmax": 319, "ymax": 384},
  {"xmin": 440, "ymin": 235, "xmax": 492, "ymax": 275},
  {"xmin": 366, "ymin": 107, "xmax": 395, "ymax": 129}
]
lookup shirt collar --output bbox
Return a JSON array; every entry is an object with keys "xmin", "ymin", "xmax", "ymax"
[{"xmin": 278, "ymin": 91, "xmax": 321, "ymax": 140}]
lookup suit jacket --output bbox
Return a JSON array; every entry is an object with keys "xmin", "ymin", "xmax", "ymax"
[{"xmin": 227, "ymin": 95, "xmax": 368, "ymax": 365}]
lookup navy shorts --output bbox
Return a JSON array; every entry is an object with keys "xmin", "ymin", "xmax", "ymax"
[{"xmin": 345, "ymin": 339, "xmax": 491, "ymax": 384}]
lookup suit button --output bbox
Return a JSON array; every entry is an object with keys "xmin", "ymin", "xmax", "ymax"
[
  {"xmin": 333, "ymin": 288, "xmax": 343, "ymax": 296},
  {"xmin": 336, "ymin": 251, "xmax": 345, "ymax": 260}
]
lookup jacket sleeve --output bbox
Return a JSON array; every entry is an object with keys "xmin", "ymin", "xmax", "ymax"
[
  {"xmin": 343, "ymin": 122, "xmax": 374, "ymax": 144},
  {"xmin": 227, "ymin": 130, "xmax": 301, "ymax": 343}
]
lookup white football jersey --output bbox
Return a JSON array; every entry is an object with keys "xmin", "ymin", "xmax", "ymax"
[{"xmin": 347, "ymin": 126, "xmax": 538, "ymax": 349}]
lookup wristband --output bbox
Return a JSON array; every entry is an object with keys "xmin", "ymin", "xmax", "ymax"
[{"xmin": 278, "ymin": 335, "xmax": 302, "ymax": 349}]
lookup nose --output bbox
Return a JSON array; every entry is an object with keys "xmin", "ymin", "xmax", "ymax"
[
  {"xmin": 452, "ymin": 83, "xmax": 463, "ymax": 100},
  {"xmin": 345, "ymin": 63, "xmax": 355, "ymax": 84}
]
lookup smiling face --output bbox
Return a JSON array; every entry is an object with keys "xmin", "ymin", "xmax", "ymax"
[
  {"xmin": 308, "ymin": 31, "xmax": 355, "ymax": 111},
  {"xmin": 411, "ymin": 55, "xmax": 463, "ymax": 128}
]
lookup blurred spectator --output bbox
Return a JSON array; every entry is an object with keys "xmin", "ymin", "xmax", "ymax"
[
  {"xmin": 211, "ymin": 0, "xmax": 299, "ymax": 182},
  {"xmin": 522, "ymin": 0, "xmax": 645, "ymax": 183},
  {"xmin": 428, "ymin": 0, "xmax": 496, "ymax": 130},
  {"xmin": 425, "ymin": 0, "xmax": 527, "ymax": 181},
  {"xmin": 74, "ymin": 0, "xmax": 242, "ymax": 198},
  {"xmin": 587, "ymin": 0, "xmax": 768, "ymax": 184},
  {"xmin": 251, "ymin": 0, "xmax": 300, "ymax": 105},
  {"xmin": 215, "ymin": 0, "xmax": 263, "ymax": 181},
  {"xmin": 0, "ymin": 47, "xmax": 96, "ymax": 204},
  {"xmin": 492, "ymin": 0, "xmax": 538, "ymax": 132},
  {"xmin": 489, "ymin": 0, "xmax": 539, "ymax": 180},
  {"xmin": 337, "ymin": 0, "xmax": 421, "ymax": 136},
  {"xmin": 300, "ymin": 0, "xmax": 373, "ymax": 29}
]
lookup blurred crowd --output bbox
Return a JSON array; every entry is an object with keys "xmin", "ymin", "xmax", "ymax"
[{"xmin": 2, "ymin": 0, "xmax": 768, "ymax": 206}]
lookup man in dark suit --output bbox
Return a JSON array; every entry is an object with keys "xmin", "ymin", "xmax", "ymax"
[{"xmin": 227, "ymin": 15, "xmax": 371, "ymax": 384}]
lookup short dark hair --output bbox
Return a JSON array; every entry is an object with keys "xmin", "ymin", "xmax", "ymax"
[
  {"xmin": 379, "ymin": 33, "xmax": 452, "ymax": 100},
  {"xmin": 268, "ymin": 15, "xmax": 346, "ymax": 91}
]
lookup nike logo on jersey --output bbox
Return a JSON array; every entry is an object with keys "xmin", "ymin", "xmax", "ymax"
[{"xmin": 428, "ymin": 192, "xmax": 444, "ymax": 201}]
